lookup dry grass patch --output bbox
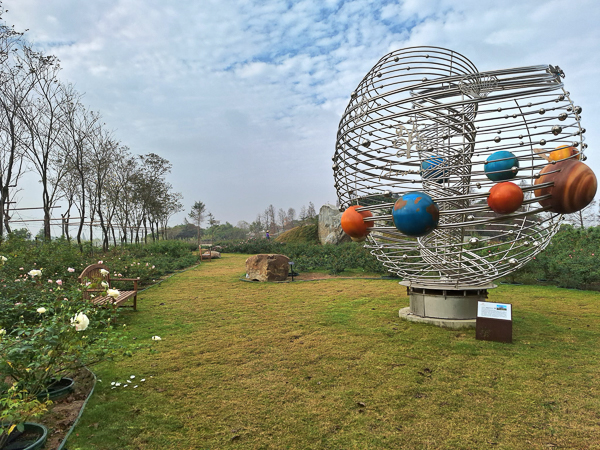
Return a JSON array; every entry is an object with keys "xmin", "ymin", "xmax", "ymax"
[{"xmin": 66, "ymin": 255, "xmax": 600, "ymax": 449}]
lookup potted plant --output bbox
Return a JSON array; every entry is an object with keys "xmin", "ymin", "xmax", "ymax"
[{"xmin": 0, "ymin": 384, "xmax": 48, "ymax": 450}]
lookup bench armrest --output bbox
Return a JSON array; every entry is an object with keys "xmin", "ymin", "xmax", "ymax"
[{"xmin": 111, "ymin": 278, "xmax": 139, "ymax": 291}]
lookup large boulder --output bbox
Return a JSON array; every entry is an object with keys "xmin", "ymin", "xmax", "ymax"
[
  {"xmin": 318, "ymin": 204, "xmax": 351, "ymax": 245},
  {"xmin": 245, "ymin": 254, "xmax": 290, "ymax": 282}
]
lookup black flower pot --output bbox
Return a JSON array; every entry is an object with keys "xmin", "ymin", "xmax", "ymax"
[
  {"xmin": 2, "ymin": 422, "xmax": 47, "ymax": 450},
  {"xmin": 36, "ymin": 377, "xmax": 74, "ymax": 401}
]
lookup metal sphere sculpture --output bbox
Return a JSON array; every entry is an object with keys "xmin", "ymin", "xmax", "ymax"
[{"xmin": 333, "ymin": 46, "xmax": 596, "ymax": 288}]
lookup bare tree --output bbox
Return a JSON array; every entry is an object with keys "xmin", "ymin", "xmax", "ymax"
[
  {"xmin": 287, "ymin": 207, "xmax": 296, "ymax": 228},
  {"xmin": 19, "ymin": 48, "xmax": 68, "ymax": 239},
  {"xmin": 277, "ymin": 208, "xmax": 286, "ymax": 231},
  {"xmin": 58, "ymin": 86, "xmax": 101, "ymax": 248},
  {"xmin": 0, "ymin": 30, "xmax": 34, "ymax": 236},
  {"xmin": 307, "ymin": 201, "xmax": 316, "ymax": 219},
  {"xmin": 265, "ymin": 204, "xmax": 276, "ymax": 233}
]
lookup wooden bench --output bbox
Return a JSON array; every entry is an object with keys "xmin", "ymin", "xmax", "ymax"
[{"xmin": 78, "ymin": 264, "xmax": 140, "ymax": 310}]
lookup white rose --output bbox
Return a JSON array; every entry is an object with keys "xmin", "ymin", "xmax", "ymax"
[
  {"xmin": 36, "ymin": 307, "xmax": 46, "ymax": 314},
  {"xmin": 70, "ymin": 312, "xmax": 90, "ymax": 331},
  {"xmin": 0, "ymin": 255, "xmax": 7, "ymax": 262},
  {"xmin": 101, "ymin": 281, "xmax": 109, "ymax": 288},
  {"xmin": 28, "ymin": 269, "xmax": 42, "ymax": 277},
  {"xmin": 99, "ymin": 269, "xmax": 109, "ymax": 276},
  {"xmin": 0, "ymin": 329, "xmax": 6, "ymax": 336},
  {"xmin": 106, "ymin": 289, "xmax": 120, "ymax": 299}
]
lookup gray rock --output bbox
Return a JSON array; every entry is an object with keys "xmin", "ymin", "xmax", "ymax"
[{"xmin": 318, "ymin": 204, "xmax": 350, "ymax": 245}]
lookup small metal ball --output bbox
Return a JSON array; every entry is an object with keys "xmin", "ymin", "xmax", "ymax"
[
  {"xmin": 470, "ymin": 237, "xmax": 478, "ymax": 244},
  {"xmin": 539, "ymin": 139, "xmax": 546, "ymax": 146},
  {"xmin": 467, "ymin": 215, "xmax": 475, "ymax": 221},
  {"xmin": 384, "ymin": 190, "xmax": 392, "ymax": 197},
  {"xmin": 362, "ymin": 140, "xmax": 371, "ymax": 148},
  {"xmin": 402, "ymin": 254, "xmax": 408, "ymax": 260},
  {"xmin": 494, "ymin": 136, "xmax": 501, "ymax": 143},
  {"xmin": 558, "ymin": 112, "xmax": 567, "ymax": 121},
  {"xmin": 533, "ymin": 241, "xmax": 540, "ymax": 247},
  {"xmin": 551, "ymin": 125, "xmax": 562, "ymax": 136},
  {"xmin": 518, "ymin": 134, "xmax": 523, "ymax": 139},
  {"xmin": 539, "ymin": 108, "xmax": 546, "ymax": 115},
  {"xmin": 425, "ymin": 54, "xmax": 429, "ymax": 58},
  {"xmin": 497, "ymin": 130, "xmax": 502, "ymax": 134},
  {"xmin": 407, "ymin": 66, "xmax": 411, "ymax": 70},
  {"xmin": 524, "ymin": 241, "xmax": 530, "ymax": 247},
  {"xmin": 509, "ymin": 258, "xmax": 518, "ymax": 265},
  {"xmin": 581, "ymin": 128, "xmax": 586, "ymax": 134},
  {"xmin": 497, "ymin": 107, "xmax": 502, "ymax": 112},
  {"xmin": 572, "ymin": 142, "xmax": 579, "ymax": 148},
  {"xmin": 351, "ymin": 91, "xmax": 357, "ymax": 99},
  {"xmin": 520, "ymin": 141, "xmax": 524, "ymax": 146},
  {"xmin": 574, "ymin": 106, "xmax": 582, "ymax": 114},
  {"xmin": 582, "ymin": 155, "xmax": 587, "ymax": 161},
  {"xmin": 508, "ymin": 230, "xmax": 514, "ymax": 235},
  {"xmin": 512, "ymin": 114, "xmax": 517, "ymax": 118},
  {"xmin": 567, "ymin": 106, "xmax": 573, "ymax": 112},
  {"xmin": 394, "ymin": 57, "xmax": 399, "ymax": 62},
  {"xmin": 527, "ymin": 103, "xmax": 532, "ymax": 107},
  {"xmin": 332, "ymin": 163, "xmax": 338, "ymax": 169},
  {"xmin": 566, "ymin": 91, "xmax": 570, "ymax": 96},
  {"xmin": 558, "ymin": 95, "xmax": 565, "ymax": 101},
  {"xmin": 551, "ymin": 160, "xmax": 556, "ymax": 165},
  {"xmin": 534, "ymin": 173, "xmax": 540, "ymax": 179},
  {"xmin": 511, "ymin": 166, "xmax": 518, "ymax": 173},
  {"xmin": 504, "ymin": 115, "xmax": 509, "ymax": 119},
  {"xmin": 422, "ymin": 77, "xmax": 427, "ymax": 81},
  {"xmin": 583, "ymin": 143, "xmax": 588, "ymax": 149},
  {"xmin": 377, "ymin": 72, "xmax": 382, "ymax": 78},
  {"xmin": 476, "ymin": 183, "xmax": 482, "ymax": 189}
]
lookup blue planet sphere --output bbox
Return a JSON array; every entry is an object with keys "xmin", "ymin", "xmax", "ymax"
[
  {"xmin": 485, "ymin": 150, "xmax": 519, "ymax": 181},
  {"xmin": 421, "ymin": 156, "xmax": 448, "ymax": 183},
  {"xmin": 392, "ymin": 191, "xmax": 440, "ymax": 237}
]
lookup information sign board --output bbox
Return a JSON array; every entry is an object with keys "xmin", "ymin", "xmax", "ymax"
[{"xmin": 476, "ymin": 301, "xmax": 512, "ymax": 343}]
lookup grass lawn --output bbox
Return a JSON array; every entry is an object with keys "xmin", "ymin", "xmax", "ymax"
[{"xmin": 66, "ymin": 254, "xmax": 600, "ymax": 449}]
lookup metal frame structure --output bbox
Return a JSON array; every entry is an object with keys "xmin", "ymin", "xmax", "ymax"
[{"xmin": 333, "ymin": 46, "xmax": 586, "ymax": 288}]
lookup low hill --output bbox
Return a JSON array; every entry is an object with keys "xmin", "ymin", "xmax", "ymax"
[{"xmin": 275, "ymin": 223, "xmax": 320, "ymax": 244}]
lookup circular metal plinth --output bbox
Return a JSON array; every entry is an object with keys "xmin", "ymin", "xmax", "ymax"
[
  {"xmin": 400, "ymin": 281, "xmax": 496, "ymax": 324},
  {"xmin": 399, "ymin": 307, "xmax": 476, "ymax": 329}
]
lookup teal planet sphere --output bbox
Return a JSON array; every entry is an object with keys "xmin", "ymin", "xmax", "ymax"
[
  {"xmin": 392, "ymin": 192, "xmax": 439, "ymax": 237},
  {"xmin": 485, "ymin": 150, "xmax": 519, "ymax": 181},
  {"xmin": 421, "ymin": 156, "xmax": 448, "ymax": 183}
]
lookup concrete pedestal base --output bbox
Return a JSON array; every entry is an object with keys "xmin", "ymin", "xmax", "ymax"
[
  {"xmin": 399, "ymin": 307, "xmax": 476, "ymax": 329},
  {"xmin": 398, "ymin": 281, "xmax": 496, "ymax": 329}
]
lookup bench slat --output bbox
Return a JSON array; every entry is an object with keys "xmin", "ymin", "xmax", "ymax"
[{"xmin": 91, "ymin": 291, "xmax": 136, "ymax": 307}]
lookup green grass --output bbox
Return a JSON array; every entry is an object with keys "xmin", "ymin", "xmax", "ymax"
[{"xmin": 66, "ymin": 255, "xmax": 600, "ymax": 449}]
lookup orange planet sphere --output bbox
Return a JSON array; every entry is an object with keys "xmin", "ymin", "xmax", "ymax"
[
  {"xmin": 534, "ymin": 159, "xmax": 597, "ymax": 214},
  {"xmin": 341, "ymin": 205, "xmax": 373, "ymax": 241},
  {"xmin": 548, "ymin": 145, "xmax": 580, "ymax": 162},
  {"xmin": 487, "ymin": 182, "xmax": 524, "ymax": 214}
]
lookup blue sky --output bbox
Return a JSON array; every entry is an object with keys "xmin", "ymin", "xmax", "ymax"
[{"xmin": 4, "ymin": 0, "xmax": 600, "ymax": 232}]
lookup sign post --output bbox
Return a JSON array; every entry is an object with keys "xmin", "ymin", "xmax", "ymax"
[{"xmin": 476, "ymin": 302, "xmax": 512, "ymax": 343}]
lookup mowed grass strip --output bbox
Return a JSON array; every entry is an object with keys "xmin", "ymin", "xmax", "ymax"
[{"xmin": 66, "ymin": 255, "xmax": 600, "ymax": 450}]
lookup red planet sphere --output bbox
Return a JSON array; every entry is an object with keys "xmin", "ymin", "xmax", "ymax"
[
  {"xmin": 341, "ymin": 205, "xmax": 373, "ymax": 241},
  {"xmin": 534, "ymin": 159, "xmax": 597, "ymax": 214},
  {"xmin": 487, "ymin": 182, "xmax": 524, "ymax": 214}
]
